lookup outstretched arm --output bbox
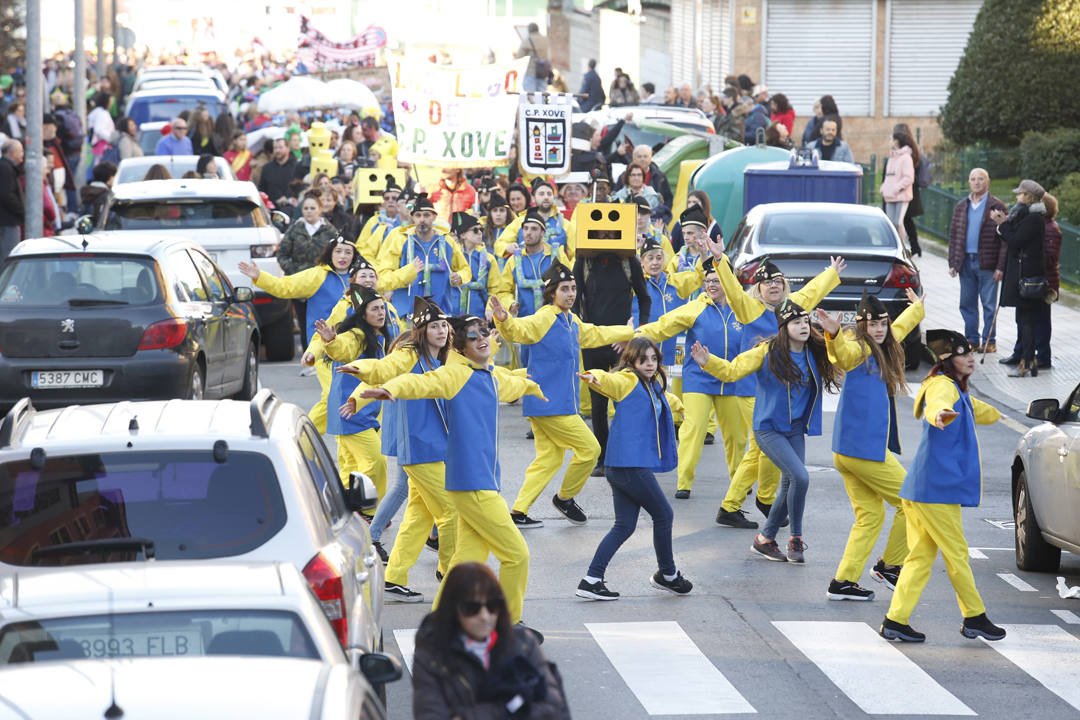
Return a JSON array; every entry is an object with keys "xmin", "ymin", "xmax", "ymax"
[
  {"xmin": 493, "ymin": 366, "xmax": 547, "ymax": 403},
  {"xmin": 693, "ymin": 341, "xmax": 767, "ymax": 381},
  {"xmin": 576, "ymin": 368, "xmax": 637, "ymax": 402}
]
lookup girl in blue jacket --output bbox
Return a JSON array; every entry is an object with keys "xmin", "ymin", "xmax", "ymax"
[
  {"xmin": 574, "ymin": 337, "xmax": 692, "ymax": 601},
  {"xmin": 879, "ymin": 329, "xmax": 1004, "ymax": 644},
  {"xmin": 691, "ymin": 299, "xmax": 841, "ymax": 564}
]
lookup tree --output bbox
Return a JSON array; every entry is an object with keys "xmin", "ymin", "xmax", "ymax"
[
  {"xmin": 0, "ymin": 0, "xmax": 24, "ymax": 71},
  {"xmin": 941, "ymin": 0, "xmax": 1080, "ymax": 146}
]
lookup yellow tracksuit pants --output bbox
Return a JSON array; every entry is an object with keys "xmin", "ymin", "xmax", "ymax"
[
  {"xmin": 336, "ymin": 428, "xmax": 387, "ymax": 503},
  {"xmin": 677, "ymin": 393, "xmax": 746, "ymax": 491},
  {"xmin": 513, "ymin": 414, "xmax": 600, "ymax": 515},
  {"xmin": 833, "ymin": 452, "xmax": 908, "ymax": 582},
  {"xmin": 307, "ymin": 360, "xmax": 334, "ymax": 434},
  {"xmin": 886, "ymin": 500, "xmax": 986, "ymax": 625},
  {"xmin": 434, "ymin": 490, "xmax": 531, "ymax": 623},
  {"xmin": 384, "ymin": 462, "xmax": 456, "ymax": 586},
  {"xmin": 720, "ymin": 397, "xmax": 780, "ymax": 512},
  {"xmin": 670, "ymin": 377, "xmax": 717, "ymax": 433}
]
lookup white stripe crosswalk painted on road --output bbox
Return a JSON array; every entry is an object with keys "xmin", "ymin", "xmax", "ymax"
[
  {"xmin": 773, "ymin": 621, "xmax": 975, "ymax": 716},
  {"xmin": 984, "ymin": 625, "xmax": 1080, "ymax": 712},
  {"xmin": 393, "ymin": 628, "xmax": 417, "ymax": 675},
  {"xmin": 585, "ymin": 621, "xmax": 756, "ymax": 715},
  {"xmin": 997, "ymin": 572, "xmax": 1038, "ymax": 591},
  {"xmin": 1051, "ymin": 609, "xmax": 1080, "ymax": 625}
]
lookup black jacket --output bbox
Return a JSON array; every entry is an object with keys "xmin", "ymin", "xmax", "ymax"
[
  {"xmin": 997, "ymin": 202, "xmax": 1046, "ymax": 308},
  {"xmin": 257, "ymin": 157, "xmax": 298, "ymax": 205},
  {"xmin": 0, "ymin": 157, "xmax": 24, "ymax": 227},
  {"xmin": 578, "ymin": 69, "xmax": 606, "ymax": 113},
  {"xmin": 573, "ymin": 253, "xmax": 650, "ymax": 326},
  {"xmin": 613, "ymin": 161, "xmax": 673, "ymax": 207}
]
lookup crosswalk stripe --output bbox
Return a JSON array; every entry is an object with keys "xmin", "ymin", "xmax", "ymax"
[
  {"xmin": 585, "ymin": 621, "xmax": 756, "ymax": 715},
  {"xmin": 985, "ymin": 625, "xmax": 1080, "ymax": 712},
  {"xmin": 997, "ymin": 572, "xmax": 1038, "ymax": 592},
  {"xmin": 393, "ymin": 628, "xmax": 417, "ymax": 675},
  {"xmin": 773, "ymin": 621, "xmax": 975, "ymax": 716},
  {"xmin": 1051, "ymin": 609, "xmax": 1080, "ymax": 625}
]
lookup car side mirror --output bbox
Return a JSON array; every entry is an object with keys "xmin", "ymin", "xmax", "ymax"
[
  {"xmin": 76, "ymin": 215, "xmax": 94, "ymax": 235},
  {"xmin": 233, "ymin": 286, "xmax": 254, "ymax": 303},
  {"xmin": 357, "ymin": 652, "xmax": 403, "ymax": 685},
  {"xmin": 1026, "ymin": 398, "xmax": 1060, "ymax": 422},
  {"xmin": 270, "ymin": 210, "xmax": 291, "ymax": 232},
  {"xmin": 346, "ymin": 472, "xmax": 378, "ymax": 512}
]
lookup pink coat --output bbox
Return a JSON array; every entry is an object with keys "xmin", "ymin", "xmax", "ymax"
[{"xmin": 880, "ymin": 145, "xmax": 914, "ymax": 203}]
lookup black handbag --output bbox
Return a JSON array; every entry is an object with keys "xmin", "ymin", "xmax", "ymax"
[{"xmin": 1019, "ymin": 276, "xmax": 1048, "ymax": 299}]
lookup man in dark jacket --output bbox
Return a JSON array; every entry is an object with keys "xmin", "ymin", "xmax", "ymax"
[
  {"xmin": 578, "ymin": 59, "xmax": 605, "ymax": 113},
  {"xmin": 625, "ymin": 144, "xmax": 673, "ymax": 207},
  {"xmin": 946, "ymin": 167, "xmax": 1007, "ymax": 352},
  {"xmin": 0, "ymin": 139, "xmax": 25, "ymax": 264},
  {"xmin": 257, "ymin": 138, "xmax": 298, "ymax": 207}
]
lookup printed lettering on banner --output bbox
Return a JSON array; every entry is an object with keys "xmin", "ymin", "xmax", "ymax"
[
  {"xmin": 517, "ymin": 97, "xmax": 572, "ymax": 175},
  {"xmin": 387, "ymin": 54, "xmax": 528, "ymax": 168}
]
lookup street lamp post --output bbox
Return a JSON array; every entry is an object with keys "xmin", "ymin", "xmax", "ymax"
[
  {"xmin": 75, "ymin": 0, "xmax": 87, "ymax": 189},
  {"xmin": 25, "ymin": 0, "xmax": 44, "ymax": 239}
]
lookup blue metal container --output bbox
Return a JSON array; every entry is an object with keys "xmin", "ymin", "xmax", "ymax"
[{"xmin": 743, "ymin": 155, "xmax": 863, "ymax": 214}]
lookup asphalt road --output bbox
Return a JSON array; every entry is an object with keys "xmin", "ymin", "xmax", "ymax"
[{"xmin": 262, "ymin": 358, "xmax": 1080, "ymax": 720}]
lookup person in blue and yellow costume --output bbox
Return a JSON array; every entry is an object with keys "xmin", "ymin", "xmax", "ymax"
[
  {"xmin": 314, "ymin": 286, "xmax": 391, "ymax": 503},
  {"xmin": 448, "ymin": 211, "xmax": 505, "ymax": 317},
  {"xmin": 355, "ymin": 175, "xmax": 405, "ymax": 260},
  {"xmin": 574, "ymin": 336, "xmax": 693, "ymax": 601},
  {"xmin": 633, "ymin": 195, "xmax": 675, "ymax": 261},
  {"xmin": 339, "ymin": 296, "xmax": 455, "ymax": 604},
  {"xmin": 816, "ymin": 288, "xmax": 925, "ymax": 602},
  {"xmin": 480, "ymin": 192, "xmax": 513, "ymax": 259},
  {"xmin": 711, "ymin": 248, "xmax": 844, "ymax": 529},
  {"xmin": 496, "ymin": 178, "xmax": 574, "ymax": 261},
  {"xmin": 879, "ymin": 329, "xmax": 1005, "ymax": 645},
  {"xmin": 490, "ymin": 261, "xmax": 635, "ymax": 528},
  {"xmin": 355, "ymin": 314, "xmax": 546, "ymax": 625}
]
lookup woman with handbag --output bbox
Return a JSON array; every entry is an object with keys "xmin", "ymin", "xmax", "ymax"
[{"xmin": 991, "ymin": 179, "xmax": 1046, "ymax": 378}]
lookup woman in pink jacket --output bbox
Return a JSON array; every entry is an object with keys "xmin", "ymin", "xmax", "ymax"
[{"xmin": 880, "ymin": 132, "xmax": 916, "ymax": 244}]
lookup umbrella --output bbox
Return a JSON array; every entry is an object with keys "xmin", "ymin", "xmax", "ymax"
[
  {"xmin": 257, "ymin": 76, "xmax": 336, "ymax": 113},
  {"xmin": 325, "ymin": 78, "xmax": 381, "ymax": 115}
]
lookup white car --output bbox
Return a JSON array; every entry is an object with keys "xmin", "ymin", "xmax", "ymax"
[
  {"xmin": 86, "ymin": 179, "xmax": 296, "ymax": 360},
  {"xmin": 115, "ymin": 155, "xmax": 237, "ymax": 184},
  {"xmin": 133, "ymin": 65, "xmax": 229, "ymax": 95}
]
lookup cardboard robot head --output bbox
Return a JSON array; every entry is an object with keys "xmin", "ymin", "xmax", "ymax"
[
  {"xmin": 352, "ymin": 169, "xmax": 409, "ymax": 209},
  {"xmin": 307, "ymin": 122, "xmax": 332, "ymax": 153},
  {"xmin": 575, "ymin": 202, "xmax": 637, "ymax": 258}
]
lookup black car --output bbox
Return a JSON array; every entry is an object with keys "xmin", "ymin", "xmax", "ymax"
[
  {"xmin": 724, "ymin": 202, "xmax": 924, "ymax": 368},
  {"xmin": 0, "ymin": 234, "xmax": 259, "ymax": 413}
]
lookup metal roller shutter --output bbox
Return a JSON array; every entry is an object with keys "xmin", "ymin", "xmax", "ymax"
[
  {"xmin": 699, "ymin": 0, "xmax": 733, "ymax": 91},
  {"xmin": 763, "ymin": 0, "xmax": 875, "ymax": 116},
  {"xmin": 670, "ymin": 0, "xmax": 696, "ymax": 85},
  {"xmin": 886, "ymin": 0, "xmax": 983, "ymax": 116}
]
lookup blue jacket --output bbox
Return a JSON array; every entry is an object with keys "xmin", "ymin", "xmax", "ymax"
[
  {"xmin": 395, "ymin": 355, "xmax": 449, "ymax": 465},
  {"xmin": 578, "ymin": 69, "xmax": 606, "ymax": 113},
  {"xmin": 394, "ymin": 233, "xmax": 456, "ymax": 319},
  {"xmin": 632, "ymin": 273, "xmax": 688, "ymax": 363},
  {"xmin": 326, "ymin": 331, "xmax": 384, "ymax": 436},
  {"xmin": 307, "ymin": 270, "xmax": 351, "ymax": 341},
  {"xmin": 600, "ymin": 371, "xmax": 678, "ymax": 472}
]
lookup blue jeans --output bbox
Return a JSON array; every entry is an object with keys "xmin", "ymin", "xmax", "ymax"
[
  {"xmin": 958, "ymin": 254, "xmax": 998, "ymax": 345},
  {"xmin": 587, "ymin": 466, "xmax": 676, "ymax": 578},
  {"xmin": 369, "ymin": 466, "xmax": 409, "ymax": 543},
  {"xmin": 756, "ymin": 429, "xmax": 808, "ymax": 539}
]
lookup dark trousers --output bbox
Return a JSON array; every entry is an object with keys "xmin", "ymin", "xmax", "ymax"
[
  {"xmin": 1011, "ymin": 303, "xmax": 1051, "ymax": 364},
  {"xmin": 587, "ymin": 466, "xmax": 676, "ymax": 578},
  {"xmin": 293, "ymin": 299, "xmax": 308, "ymax": 349},
  {"xmin": 583, "ymin": 346, "xmax": 620, "ymax": 465},
  {"xmin": 903, "ymin": 211, "xmax": 921, "ymax": 256},
  {"xmin": 1017, "ymin": 303, "xmax": 1039, "ymax": 365}
]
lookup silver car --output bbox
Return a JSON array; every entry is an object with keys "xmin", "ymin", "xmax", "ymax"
[{"xmin": 1012, "ymin": 391, "xmax": 1080, "ymax": 571}]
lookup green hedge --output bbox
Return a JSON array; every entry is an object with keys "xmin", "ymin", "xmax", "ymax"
[
  {"xmin": 1051, "ymin": 172, "xmax": 1080, "ymax": 226},
  {"xmin": 1020, "ymin": 128, "xmax": 1080, "ymax": 190}
]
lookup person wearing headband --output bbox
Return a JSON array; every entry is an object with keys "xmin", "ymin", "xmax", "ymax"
[
  {"xmin": 876, "ymin": 328, "xmax": 1004, "ymax": 644},
  {"xmin": 449, "ymin": 211, "xmax": 506, "ymax": 317},
  {"xmin": 495, "ymin": 177, "xmax": 573, "ymax": 260}
]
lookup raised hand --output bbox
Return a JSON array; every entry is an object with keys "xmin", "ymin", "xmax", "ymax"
[
  {"xmin": 905, "ymin": 287, "xmax": 925, "ymax": 304},
  {"xmin": 489, "ymin": 295, "xmax": 509, "ymax": 323},
  {"xmin": 830, "ymin": 256, "xmax": 847, "ymax": 274},
  {"xmin": 934, "ymin": 409, "xmax": 958, "ymax": 430},
  {"xmin": 314, "ymin": 319, "xmax": 336, "ymax": 343},
  {"xmin": 690, "ymin": 340, "xmax": 710, "ymax": 367},
  {"xmin": 814, "ymin": 308, "xmax": 841, "ymax": 336},
  {"xmin": 237, "ymin": 260, "xmax": 260, "ymax": 280},
  {"xmin": 705, "ymin": 235, "xmax": 725, "ymax": 259},
  {"xmin": 508, "ymin": 301, "xmax": 521, "ymax": 317}
]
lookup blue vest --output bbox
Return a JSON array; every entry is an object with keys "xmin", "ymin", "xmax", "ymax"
[
  {"xmin": 394, "ymin": 233, "xmax": 454, "ymax": 319},
  {"xmin": 523, "ymin": 311, "xmax": 580, "ymax": 418},
  {"xmin": 632, "ymin": 273, "xmax": 687, "ymax": 363},
  {"xmin": 514, "ymin": 248, "xmax": 556, "ymax": 318},
  {"xmin": 737, "ymin": 309, "xmax": 778, "ymax": 397},
  {"xmin": 395, "ymin": 355, "xmax": 449, "ymax": 465},
  {"xmin": 448, "ymin": 249, "xmax": 491, "ymax": 316},
  {"xmin": 683, "ymin": 302, "xmax": 747, "ymax": 396},
  {"xmin": 306, "ymin": 270, "xmax": 350, "ymax": 341},
  {"xmin": 606, "ymin": 377, "xmax": 678, "ymax": 472},
  {"xmin": 833, "ymin": 349, "xmax": 901, "ymax": 462},
  {"xmin": 752, "ymin": 348, "xmax": 822, "ymax": 436},
  {"xmin": 901, "ymin": 381, "xmax": 982, "ymax": 507},
  {"xmin": 444, "ymin": 368, "xmax": 503, "ymax": 492},
  {"xmin": 326, "ymin": 332, "xmax": 384, "ymax": 436}
]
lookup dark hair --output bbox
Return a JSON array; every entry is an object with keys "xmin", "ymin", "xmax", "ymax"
[
  {"xmin": 892, "ymin": 129, "xmax": 921, "ymax": 166},
  {"xmin": 614, "ymin": 336, "xmax": 667, "ymax": 392},
  {"xmin": 926, "ymin": 357, "xmax": 969, "ymax": 393},
  {"xmin": 361, "ymin": 116, "xmax": 379, "ymax": 130},
  {"xmin": 821, "ymin": 113, "xmax": 843, "ymax": 139},
  {"xmin": 687, "ymin": 190, "xmax": 713, "ymax": 221},
  {"xmin": 542, "ymin": 282, "xmax": 559, "ymax": 306},
  {"xmin": 764, "ymin": 122, "xmax": 789, "ymax": 148},
  {"xmin": 273, "ymin": 137, "xmax": 288, "ymax": 149},
  {"xmin": 142, "ymin": 164, "xmax": 172, "ymax": 181},
  {"xmin": 335, "ymin": 290, "xmax": 390, "ymax": 358},
  {"xmin": 427, "ymin": 563, "xmax": 512, "ymax": 654},
  {"xmin": 180, "ymin": 170, "xmax": 200, "ymax": 179},
  {"xmin": 770, "ymin": 93, "xmax": 792, "ymax": 114},
  {"xmin": 396, "ymin": 317, "xmax": 451, "ymax": 365},
  {"xmin": 588, "ymin": 59, "xmax": 597, "ymax": 69},
  {"xmin": 853, "ymin": 319, "xmax": 908, "ymax": 398},
  {"xmin": 93, "ymin": 92, "xmax": 110, "ymax": 109},
  {"xmin": 820, "ymin": 95, "xmax": 839, "ymax": 116},
  {"xmin": 737, "ymin": 74, "xmax": 754, "ymax": 92},
  {"xmin": 196, "ymin": 154, "xmax": 215, "ymax": 175},
  {"xmin": 451, "ymin": 317, "xmax": 486, "ymax": 352},
  {"xmin": 92, "ymin": 162, "xmax": 117, "ymax": 183},
  {"xmin": 507, "ymin": 182, "xmax": 531, "ymax": 205},
  {"xmin": 315, "ymin": 239, "xmax": 355, "ymax": 269},
  {"xmin": 642, "ymin": 82, "xmax": 655, "ymax": 94},
  {"xmin": 527, "ymin": 22, "xmax": 539, "ymax": 33},
  {"xmin": 766, "ymin": 326, "xmax": 841, "ymax": 392},
  {"xmin": 301, "ymin": 190, "xmax": 322, "ymax": 206},
  {"xmin": 117, "ymin": 116, "xmax": 136, "ymax": 137}
]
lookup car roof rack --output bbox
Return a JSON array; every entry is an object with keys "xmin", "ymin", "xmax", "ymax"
[
  {"xmin": 0, "ymin": 398, "xmax": 35, "ymax": 449},
  {"xmin": 249, "ymin": 389, "xmax": 282, "ymax": 439}
]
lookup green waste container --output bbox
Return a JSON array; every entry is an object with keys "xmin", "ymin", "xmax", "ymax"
[{"xmin": 690, "ymin": 145, "xmax": 792, "ymax": 242}]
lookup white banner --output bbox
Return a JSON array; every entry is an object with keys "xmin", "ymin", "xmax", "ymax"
[
  {"xmin": 518, "ymin": 95, "xmax": 572, "ymax": 175},
  {"xmin": 387, "ymin": 55, "xmax": 529, "ymax": 168}
]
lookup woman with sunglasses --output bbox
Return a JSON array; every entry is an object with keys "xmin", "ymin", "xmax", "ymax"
[
  {"xmin": 412, "ymin": 562, "xmax": 567, "ymax": 719},
  {"xmin": 354, "ymin": 315, "xmax": 546, "ymax": 626}
]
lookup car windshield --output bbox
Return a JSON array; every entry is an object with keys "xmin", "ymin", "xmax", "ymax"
[
  {"xmin": 0, "ymin": 255, "xmax": 161, "ymax": 306},
  {"xmin": 102, "ymin": 199, "xmax": 263, "ymax": 230},
  {"xmin": 0, "ymin": 451, "xmax": 288, "ymax": 566},
  {"xmin": 757, "ymin": 213, "xmax": 898, "ymax": 250},
  {"xmin": 0, "ymin": 610, "xmax": 318, "ymax": 663},
  {"xmin": 115, "ymin": 160, "xmax": 231, "ymax": 184},
  {"xmin": 130, "ymin": 99, "xmax": 223, "ymax": 124}
]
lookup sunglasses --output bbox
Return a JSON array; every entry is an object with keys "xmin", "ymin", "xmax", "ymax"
[
  {"xmin": 465, "ymin": 326, "xmax": 491, "ymax": 341},
  {"xmin": 459, "ymin": 598, "xmax": 503, "ymax": 616}
]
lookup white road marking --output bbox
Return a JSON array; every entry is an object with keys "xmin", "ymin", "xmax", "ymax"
[
  {"xmin": 1050, "ymin": 609, "xmax": 1080, "ymax": 625},
  {"xmin": 773, "ymin": 621, "xmax": 975, "ymax": 716},
  {"xmin": 586, "ymin": 621, "xmax": 756, "ymax": 715},
  {"xmin": 969, "ymin": 546, "xmax": 1013, "ymax": 559},
  {"xmin": 984, "ymin": 625, "xmax": 1080, "ymax": 712},
  {"xmin": 998, "ymin": 413, "xmax": 1029, "ymax": 434},
  {"xmin": 822, "ymin": 390, "xmax": 839, "ymax": 413},
  {"xmin": 393, "ymin": 628, "xmax": 417, "ymax": 674},
  {"xmin": 998, "ymin": 572, "xmax": 1039, "ymax": 592}
]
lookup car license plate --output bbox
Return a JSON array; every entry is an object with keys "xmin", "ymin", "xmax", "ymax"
[
  {"xmin": 31, "ymin": 370, "xmax": 104, "ymax": 388},
  {"xmin": 837, "ymin": 311, "xmax": 857, "ymax": 326},
  {"xmin": 63, "ymin": 631, "xmax": 203, "ymax": 658}
]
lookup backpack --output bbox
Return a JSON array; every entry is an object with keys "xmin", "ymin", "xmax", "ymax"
[
  {"xmin": 54, "ymin": 108, "xmax": 84, "ymax": 154},
  {"xmin": 99, "ymin": 143, "xmax": 120, "ymax": 166},
  {"xmin": 916, "ymin": 156, "xmax": 933, "ymax": 188}
]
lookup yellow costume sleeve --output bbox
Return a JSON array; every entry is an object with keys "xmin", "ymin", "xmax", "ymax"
[
  {"xmin": 716, "ymin": 254, "xmax": 765, "ymax": 324},
  {"xmin": 495, "ymin": 214, "xmax": 525, "ymax": 257},
  {"xmin": 825, "ymin": 329, "xmax": 870, "ymax": 373},
  {"xmin": 305, "ymin": 297, "xmax": 353, "ymax": 359},
  {"xmin": 374, "ymin": 227, "xmax": 407, "ymax": 278},
  {"xmin": 701, "ymin": 343, "xmax": 767, "ymax": 382},
  {"xmin": 344, "ymin": 347, "xmax": 418, "ymax": 385},
  {"xmin": 789, "ymin": 266, "xmax": 840, "ymax": 311},
  {"xmin": 637, "ymin": 298, "xmax": 704, "ymax": 342},
  {"xmin": 356, "ymin": 216, "xmax": 381, "ymax": 259},
  {"xmin": 497, "ymin": 257, "xmax": 519, "ymax": 308},
  {"xmin": 377, "ymin": 260, "xmax": 419, "ymax": 293},
  {"xmin": 324, "ymin": 328, "xmax": 367, "ymax": 363},
  {"xmin": 889, "ymin": 301, "xmax": 925, "ymax": 343},
  {"xmin": 972, "ymin": 397, "xmax": 1002, "ymax": 425},
  {"xmin": 449, "ymin": 241, "xmax": 473, "ymax": 285},
  {"xmin": 915, "ymin": 376, "xmax": 961, "ymax": 426},
  {"xmin": 582, "ymin": 368, "xmax": 638, "ymax": 402},
  {"xmin": 485, "ymin": 252, "xmax": 507, "ymax": 310},
  {"xmin": 495, "ymin": 305, "xmax": 558, "ymax": 344},
  {"xmin": 492, "ymin": 365, "xmax": 546, "ymax": 402},
  {"xmin": 381, "ymin": 363, "xmax": 471, "ymax": 401},
  {"xmin": 667, "ymin": 267, "xmax": 704, "ymax": 299},
  {"xmin": 662, "ymin": 235, "xmax": 675, "ymax": 263},
  {"xmin": 577, "ymin": 315, "xmax": 635, "ymax": 349},
  {"xmin": 254, "ymin": 266, "xmax": 328, "ymax": 299},
  {"xmin": 666, "ymin": 390, "xmax": 684, "ymax": 420}
]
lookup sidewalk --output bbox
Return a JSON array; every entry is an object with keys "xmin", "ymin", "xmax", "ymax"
[{"xmin": 917, "ymin": 240, "xmax": 1080, "ymax": 416}]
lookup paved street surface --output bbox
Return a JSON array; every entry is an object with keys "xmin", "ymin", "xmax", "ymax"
[{"xmin": 262, "ymin": 248, "xmax": 1080, "ymax": 720}]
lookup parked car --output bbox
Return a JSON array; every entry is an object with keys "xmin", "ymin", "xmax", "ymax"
[
  {"xmin": 1011, "ymin": 390, "xmax": 1080, "ymax": 572},
  {"xmin": 0, "ymin": 391, "xmax": 385, "ymax": 661},
  {"xmin": 723, "ymin": 202, "xmax": 923, "ymax": 368},
  {"xmin": 124, "ymin": 87, "xmax": 228, "ymax": 125},
  {"xmin": 116, "ymin": 154, "xmax": 237, "ymax": 184},
  {"xmin": 0, "ymin": 234, "xmax": 258, "ymax": 413},
  {"xmin": 85, "ymin": 179, "xmax": 296, "ymax": 361},
  {"xmin": 133, "ymin": 64, "xmax": 229, "ymax": 95}
]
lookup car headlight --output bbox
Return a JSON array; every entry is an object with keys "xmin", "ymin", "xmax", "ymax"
[{"xmin": 250, "ymin": 244, "xmax": 278, "ymax": 259}]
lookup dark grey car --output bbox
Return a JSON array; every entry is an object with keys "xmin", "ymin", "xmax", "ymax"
[{"xmin": 0, "ymin": 234, "xmax": 259, "ymax": 413}]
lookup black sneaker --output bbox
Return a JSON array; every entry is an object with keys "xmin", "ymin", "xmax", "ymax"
[
  {"xmin": 961, "ymin": 613, "xmax": 1006, "ymax": 641},
  {"xmin": 827, "ymin": 579, "xmax": 875, "ymax": 601},
  {"xmin": 552, "ymin": 495, "xmax": 587, "ymax": 525},
  {"xmin": 650, "ymin": 570, "xmax": 693, "ymax": 595},
  {"xmin": 590, "ymin": 464, "xmax": 606, "ymax": 477},
  {"xmin": 425, "ymin": 535, "xmax": 439, "ymax": 553},
  {"xmin": 435, "ymin": 570, "xmax": 444, "ymax": 582},
  {"xmin": 879, "ymin": 617, "xmax": 925, "ymax": 642},
  {"xmin": 716, "ymin": 508, "xmax": 759, "ymax": 529},
  {"xmin": 576, "ymin": 578, "xmax": 620, "ymax": 600},
  {"xmin": 756, "ymin": 498, "xmax": 788, "ymax": 527},
  {"xmin": 751, "ymin": 536, "xmax": 788, "ymax": 562},
  {"xmin": 372, "ymin": 541, "xmax": 389, "ymax": 564},
  {"xmin": 704, "ymin": 432, "xmax": 715, "ymax": 445},
  {"xmin": 526, "ymin": 429, "xmax": 534, "ymax": 439},
  {"xmin": 871, "ymin": 560, "xmax": 901, "ymax": 591},
  {"xmin": 384, "ymin": 582, "xmax": 423, "ymax": 603},
  {"xmin": 517, "ymin": 621, "xmax": 544, "ymax": 645},
  {"xmin": 674, "ymin": 489, "xmax": 691, "ymax": 500},
  {"xmin": 787, "ymin": 537, "xmax": 807, "ymax": 563},
  {"xmin": 998, "ymin": 355, "xmax": 1021, "ymax": 366},
  {"xmin": 510, "ymin": 511, "xmax": 543, "ymax": 529}
]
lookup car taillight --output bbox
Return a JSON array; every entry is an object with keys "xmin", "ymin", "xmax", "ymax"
[
  {"xmin": 138, "ymin": 319, "xmax": 187, "ymax": 350},
  {"xmin": 737, "ymin": 261, "xmax": 759, "ymax": 285},
  {"xmin": 883, "ymin": 263, "xmax": 919, "ymax": 289},
  {"xmin": 252, "ymin": 297, "xmax": 273, "ymax": 304},
  {"xmin": 303, "ymin": 553, "xmax": 347, "ymax": 646}
]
